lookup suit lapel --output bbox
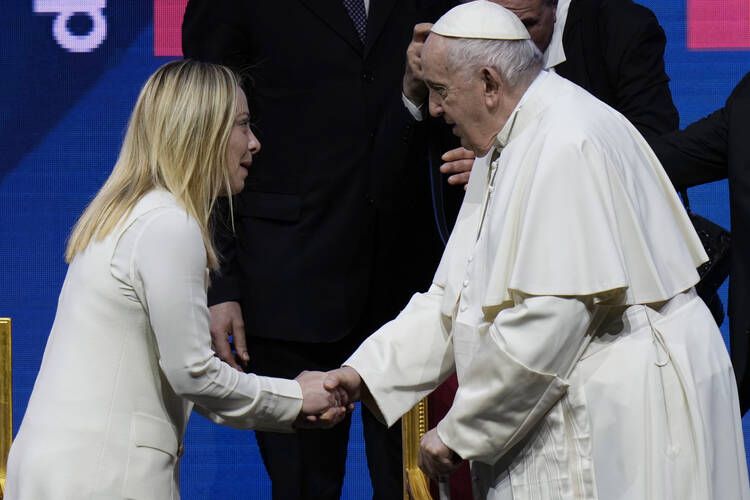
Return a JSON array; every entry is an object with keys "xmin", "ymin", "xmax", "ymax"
[
  {"xmin": 561, "ymin": 0, "xmax": 583, "ymax": 47},
  {"xmin": 298, "ymin": 0, "xmax": 363, "ymax": 55},
  {"xmin": 555, "ymin": 0, "xmax": 585, "ymax": 84},
  {"xmin": 364, "ymin": 0, "xmax": 398, "ymax": 56}
]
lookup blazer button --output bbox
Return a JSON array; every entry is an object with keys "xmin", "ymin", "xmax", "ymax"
[{"xmin": 360, "ymin": 70, "xmax": 375, "ymax": 83}]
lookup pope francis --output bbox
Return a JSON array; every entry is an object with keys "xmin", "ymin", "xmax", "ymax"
[{"xmin": 325, "ymin": 1, "xmax": 750, "ymax": 499}]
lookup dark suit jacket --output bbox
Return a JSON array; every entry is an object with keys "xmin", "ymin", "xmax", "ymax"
[
  {"xmin": 183, "ymin": 0, "xmax": 454, "ymax": 343},
  {"xmin": 652, "ymin": 72, "xmax": 750, "ymax": 413},
  {"xmin": 556, "ymin": 0, "xmax": 679, "ymax": 140}
]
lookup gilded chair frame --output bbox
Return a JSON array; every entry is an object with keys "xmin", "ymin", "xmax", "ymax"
[
  {"xmin": 402, "ymin": 398, "xmax": 433, "ymax": 500},
  {"xmin": 0, "ymin": 318, "xmax": 10, "ymax": 499}
]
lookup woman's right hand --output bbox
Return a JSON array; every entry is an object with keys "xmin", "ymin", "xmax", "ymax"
[{"xmin": 294, "ymin": 370, "xmax": 351, "ymax": 429}]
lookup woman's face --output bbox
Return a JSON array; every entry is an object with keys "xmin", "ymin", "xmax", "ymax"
[{"xmin": 227, "ymin": 88, "xmax": 261, "ymax": 194}]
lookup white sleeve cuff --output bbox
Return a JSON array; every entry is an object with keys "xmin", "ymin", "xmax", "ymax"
[
  {"xmin": 255, "ymin": 376, "xmax": 304, "ymax": 431},
  {"xmin": 402, "ymin": 92, "xmax": 425, "ymax": 122}
]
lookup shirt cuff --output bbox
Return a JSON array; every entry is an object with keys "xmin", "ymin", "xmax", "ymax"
[
  {"xmin": 255, "ymin": 376, "xmax": 304, "ymax": 431},
  {"xmin": 402, "ymin": 92, "xmax": 425, "ymax": 122}
]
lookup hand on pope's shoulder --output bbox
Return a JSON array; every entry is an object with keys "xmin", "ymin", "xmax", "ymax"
[{"xmin": 440, "ymin": 147, "xmax": 475, "ymax": 188}]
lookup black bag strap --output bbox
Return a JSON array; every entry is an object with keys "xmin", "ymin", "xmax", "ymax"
[{"xmin": 428, "ymin": 121, "xmax": 450, "ymax": 246}]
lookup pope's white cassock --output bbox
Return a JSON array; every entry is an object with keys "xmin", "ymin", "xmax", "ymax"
[{"xmin": 346, "ymin": 70, "xmax": 750, "ymax": 499}]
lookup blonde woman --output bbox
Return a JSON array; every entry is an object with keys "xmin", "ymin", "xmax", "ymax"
[{"xmin": 5, "ymin": 60, "xmax": 345, "ymax": 500}]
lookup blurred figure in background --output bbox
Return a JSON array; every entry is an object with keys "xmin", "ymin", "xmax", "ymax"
[{"xmin": 653, "ymin": 71, "xmax": 750, "ymax": 414}]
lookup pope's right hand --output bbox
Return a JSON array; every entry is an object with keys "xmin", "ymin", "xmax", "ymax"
[
  {"xmin": 324, "ymin": 367, "xmax": 364, "ymax": 404},
  {"xmin": 294, "ymin": 370, "xmax": 351, "ymax": 429}
]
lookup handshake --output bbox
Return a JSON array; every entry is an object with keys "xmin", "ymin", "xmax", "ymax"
[
  {"xmin": 293, "ymin": 366, "xmax": 463, "ymax": 479},
  {"xmin": 293, "ymin": 367, "xmax": 363, "ymax": 429}
]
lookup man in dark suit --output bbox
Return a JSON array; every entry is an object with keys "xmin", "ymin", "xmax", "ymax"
[
  {"xmin": 553, "ymin": 0, "xmax": 678, "ymax": 139},
  {"xmin": 435, "ymin": 0, "xmax": 679, "ymax": 185},
  {"xmin": 182, "ymin": 1, "xmax": 455, "ymax": 498},
  {"xmin": 652, "ymin": 72, "xmax": 750, "ymax": 415}
]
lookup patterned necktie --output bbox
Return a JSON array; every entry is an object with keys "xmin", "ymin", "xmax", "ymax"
[{"xmin": 342, "ymin": 0, "xmax": 367, "ymax": 43}]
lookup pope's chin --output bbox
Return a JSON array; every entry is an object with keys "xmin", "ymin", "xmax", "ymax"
[{"xmin": 458, "ymin": 136, "xmax": 481, "ymax": 157}]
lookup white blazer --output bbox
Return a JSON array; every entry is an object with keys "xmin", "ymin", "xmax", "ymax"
[{"xmin": 5, "ymin": 190, "xmax": 303, "ymax": 499}]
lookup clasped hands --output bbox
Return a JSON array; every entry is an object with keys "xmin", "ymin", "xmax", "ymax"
[
  {"xmin": 207, "ymin": 303, "xmax": 463, "ymax": 476},
  {"xmin": 292, "ymin": 366, "xmax": 364, "ymax": 429},
  {"xmin": 318, "ymin": 368, "xmax": 465, "ymax": 479},
  {"xmin": 293, "ymin": 370, "xmax": 351, "ymax": 429}
]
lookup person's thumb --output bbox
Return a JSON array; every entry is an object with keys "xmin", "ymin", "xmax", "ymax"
[{"xmin": 323, "ymin": 372, "xmax": 341, "ymax": 391}]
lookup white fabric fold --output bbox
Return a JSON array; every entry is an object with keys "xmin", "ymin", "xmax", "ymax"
[
  {"xmin": 345, "ymin": 284, "xmax": 454, "ymax": 426},
  {"xmin": 112, "ymin": 191, "xmax": 303, "ymax": 431},
  {"xmin": 342, "ymin": 70, "xmax": 748, "ymax": 500},
  {"xmin": 543, "ymin": 0, "xmax": 571, "ymax": 69},
  {"xmin": 433, "ymin": 71, "xmax": 706, "ymax": 315},
  {"xmin": 438, "ymin": 295, "xmax": 594, "ymax": 464}
]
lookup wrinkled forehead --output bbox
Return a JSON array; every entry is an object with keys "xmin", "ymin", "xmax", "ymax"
[{"xmin": 421, "ymin": 33, "xmax": 451, "ymax": 72}]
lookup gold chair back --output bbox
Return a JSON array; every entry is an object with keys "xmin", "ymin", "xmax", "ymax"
[
  {"xmin": 402, "ymin": 398, "xmax": 433, "ymax": 500},
  {"xmin": 0, "ymin": 318, "xmax": 11, "ymax": 499}
]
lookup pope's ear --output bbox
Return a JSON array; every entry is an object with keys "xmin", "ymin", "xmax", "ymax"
[{"xmin": 480, "ymin": 66, "xmax": 503, "ymax": 103}]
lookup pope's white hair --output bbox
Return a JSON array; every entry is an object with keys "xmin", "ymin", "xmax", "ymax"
[{"xmin": 445, "ymin": 37, "xmax": 543, "ymax": 89}]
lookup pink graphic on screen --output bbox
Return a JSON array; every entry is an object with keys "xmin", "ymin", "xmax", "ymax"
[
  {"xmin": 154, "ymin": 0, "xmax": 188, "ymax": 56},
  {"xmin": 688, "ymin": 0, "xmax": 750, "ymax": 49},
  {"xmin": 155, "ymin": 1, "xmax": 750, "ymax": 55}
]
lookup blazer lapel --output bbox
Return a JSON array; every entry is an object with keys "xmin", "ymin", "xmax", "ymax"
[
  {"xmin": 364, "ymin": 0, "xmax": 398, "ymax": 56},
  {"xmin": 298, "ymin": 0, "xmax": 363, "ymax": 55}
]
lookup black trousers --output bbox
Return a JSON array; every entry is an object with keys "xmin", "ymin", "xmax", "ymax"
[{"xmin": 247, "ymin": 335, "xmax": 402, "ymax": 500}]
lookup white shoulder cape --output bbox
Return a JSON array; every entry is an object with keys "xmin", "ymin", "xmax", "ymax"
[{"xmin": 434, "ymin": 72, "xmax": 707, "ymax": 315}]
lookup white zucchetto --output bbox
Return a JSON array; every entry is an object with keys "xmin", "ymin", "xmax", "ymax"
[{"xmin": 431, "ymin": 0, "xmax": 531, "ymax": 40}]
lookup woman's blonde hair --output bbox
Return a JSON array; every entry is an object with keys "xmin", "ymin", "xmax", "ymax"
[{"xmin": 66, "ymin": 59, "xmax": 240, "ymax": 269}]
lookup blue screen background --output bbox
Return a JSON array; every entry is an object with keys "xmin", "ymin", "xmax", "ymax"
[{"xmin": 1, "ymin": 1, "xmax": 748, "ymax": 498}]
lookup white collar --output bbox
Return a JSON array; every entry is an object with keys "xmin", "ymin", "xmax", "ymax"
[
  {"xmin": 543, "ymin": 0, "xmax": 572, "ymax": 69},
  {"xmin": 493, "ymin": 70, "xmax": 549, "ymax": 149}
]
